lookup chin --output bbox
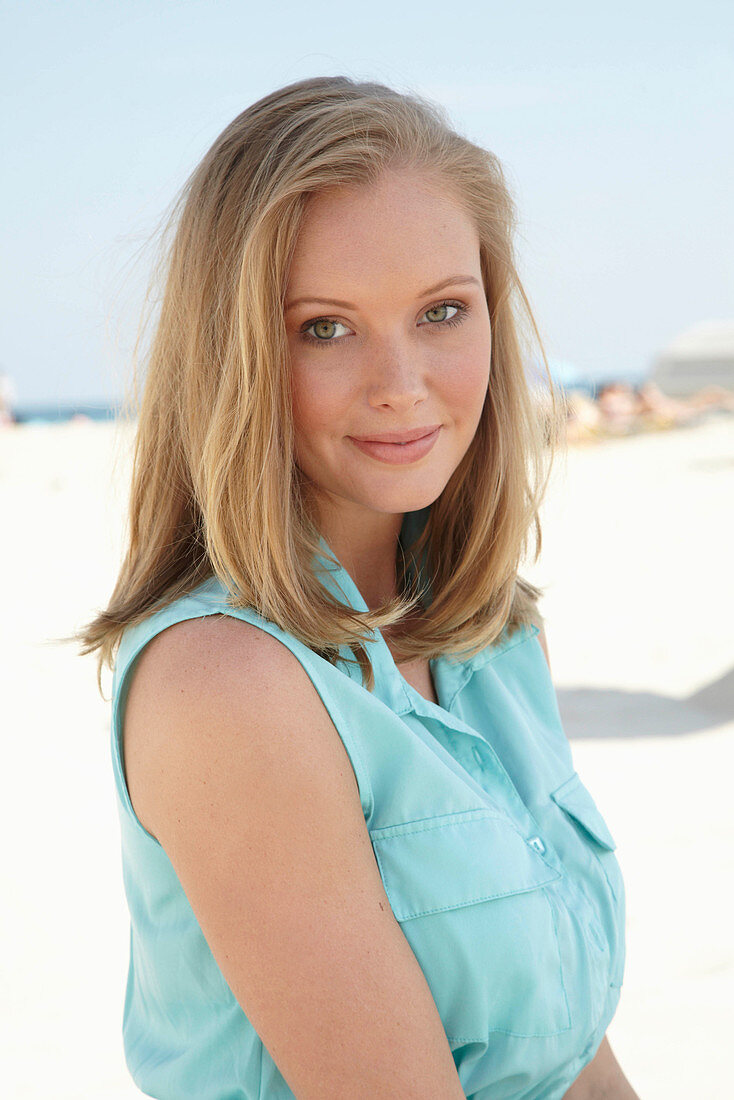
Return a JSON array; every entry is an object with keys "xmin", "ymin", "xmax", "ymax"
[{"xmin": 359, "ymin": 482, "xmax": 447, "ymax": 515}]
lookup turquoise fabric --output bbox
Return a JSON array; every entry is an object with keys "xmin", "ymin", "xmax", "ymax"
[{"xmin": 110, "ymin": 509, "xmax": 626, "ymax": 1099}]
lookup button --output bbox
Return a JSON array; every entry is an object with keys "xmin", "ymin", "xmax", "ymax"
[
  {"xmin": 527, "ymin": 835, "xmax": 546, "ymax": 855},
  {"xmin": 471, "ymin": 745, "xmax": 483, "ymax": 765}
]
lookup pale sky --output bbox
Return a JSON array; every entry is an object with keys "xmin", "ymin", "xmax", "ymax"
[{"xmin": 4, "ymin": 0, "xmax": 733, "ymax": 404}]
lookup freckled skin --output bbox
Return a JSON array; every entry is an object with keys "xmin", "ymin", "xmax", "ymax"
[{"xmin": 284, "ymin": 168, "xmax": 493, "ymax": 608}]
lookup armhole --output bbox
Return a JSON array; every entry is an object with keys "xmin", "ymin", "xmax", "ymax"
[
  {"xmin": 110, "ymin": 602, "xmax": 375, "ymax": 845},
  {"xmin": 112, "ymin": 646, "xmax": 163, "ymax": 846}
]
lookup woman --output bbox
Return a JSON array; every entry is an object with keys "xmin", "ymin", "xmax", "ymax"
[{"xmin": 78, "ymin": 76, "xmax": 639, "ymax": 1098}]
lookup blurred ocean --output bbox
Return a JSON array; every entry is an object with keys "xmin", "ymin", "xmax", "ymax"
[{"xmin": 10, "ymin": 402, "xmax": 123, "ymax": 425}]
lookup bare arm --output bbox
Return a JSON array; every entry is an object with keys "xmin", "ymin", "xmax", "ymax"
[
  {"xmin": 563, "ymin": 1035, "xmax": 641, "ymax": 1099},
  {"xmin": 123, "ymin": 614, "xmax": 466, "ymax": 1100}
]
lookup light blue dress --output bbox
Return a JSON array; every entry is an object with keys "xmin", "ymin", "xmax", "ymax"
[{"xmin": 110, "ymin": 509, "xmax": 625, "ymax": 1099}]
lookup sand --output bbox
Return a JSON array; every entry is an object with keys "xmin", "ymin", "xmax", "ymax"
[{"xmin": 1, "ymin": 414, "xmax": 732, "ymax": 1098}]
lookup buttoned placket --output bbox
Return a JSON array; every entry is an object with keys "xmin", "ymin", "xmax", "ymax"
[{"xmin": 313, "ymin": 536, "xmax": 561, "ymax": 877}]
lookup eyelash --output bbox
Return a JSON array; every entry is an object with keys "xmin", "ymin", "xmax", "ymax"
[{"xmin": 298, "ymin": 299, "xmax": 470, "ymax": 349}]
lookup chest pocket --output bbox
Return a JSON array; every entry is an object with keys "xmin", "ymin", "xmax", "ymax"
[
  {"xmin": 369, "ymin": 808, "xmax": 572, "ymax": 1043},
  {"xmin": 550, "ymin": 772, "xmax": 624, "ymax": 907}
]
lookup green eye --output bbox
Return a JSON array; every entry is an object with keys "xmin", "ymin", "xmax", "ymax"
[
  {"xmin": 422, "ymin": 302, "xmax": 468, "ymax": 328},
  {"xmin": 425, "ymin": 304, "xmax": 454, "ymax": 323},
  {"xmin": 301, "ymin": 318, "xmax": 351, "ymax": 345},
  {"xmin": 312, "ymin": 319, "xmax": 337, "ymax": 339}
]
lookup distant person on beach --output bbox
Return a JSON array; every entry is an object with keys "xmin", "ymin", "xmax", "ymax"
[
  {"xmin": 596, "ymin": 382, "xmax": 641, "ymax": 435},
  {"xmin": 76, "ymin": 77, "xmax": 639, "ymax": 1098},
  {"xmin": 563, "ymin": 377, "xmax": 733, "ymax": 443}
]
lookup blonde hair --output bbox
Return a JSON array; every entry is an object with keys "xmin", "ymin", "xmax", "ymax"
[{"xmin": 74, "ymin": 75, "xmax": 566, "ymax": 693}]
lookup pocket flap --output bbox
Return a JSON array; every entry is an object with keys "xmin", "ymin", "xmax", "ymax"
[
  {"xmin": 550, "ymin": 773, "xmax": 617, "ymax": 850},
  {"xmin": 370, "ymin": 808, "xmax": 561, "ymax": 922}
]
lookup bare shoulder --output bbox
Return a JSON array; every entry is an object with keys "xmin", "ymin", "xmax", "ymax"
[
  {"xmin": 126, "ymin": 611, "xmax": 305, "ymax": 711},
  {"xmin": 122, "ymin": 611, "xmax": 360, "ymax": 842}
]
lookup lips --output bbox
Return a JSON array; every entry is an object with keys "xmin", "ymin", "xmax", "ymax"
[
  {"xmin": 348, "ymin": 426, "xmax": 442, "ymax": 465},
  {"xmin": 350, "ymin": 424, "xmax": 442, "ymax": 444}
]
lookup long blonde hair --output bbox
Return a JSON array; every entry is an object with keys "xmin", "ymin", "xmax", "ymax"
[{"xmin": 75, "ymin": 75, "xmax": 566, "ymax": 693}]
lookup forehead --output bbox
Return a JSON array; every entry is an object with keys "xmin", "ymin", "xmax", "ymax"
[{"xmin": 286, "ymin": 170, "xmax": 481, "ymax": 296}]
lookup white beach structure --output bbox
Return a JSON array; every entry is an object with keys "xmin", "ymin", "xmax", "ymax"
[{"xmin": 651, "ymin": 320, "xmax": 734, "ymax": 397}]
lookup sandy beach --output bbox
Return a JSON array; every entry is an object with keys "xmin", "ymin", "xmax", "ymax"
[{"xmin": 1, "ymin": 413, "xmax": 732, "ymax": 1098}]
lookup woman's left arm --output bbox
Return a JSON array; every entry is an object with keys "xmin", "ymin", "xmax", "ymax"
[{"xmin": 562, "ymin": 1035, "xmax": 641, "ymax": 1099}]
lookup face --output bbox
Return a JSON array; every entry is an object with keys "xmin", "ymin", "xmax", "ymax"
[{"xmin": 284, "ymin": 168, "xmax": 492, "ymax": 544}]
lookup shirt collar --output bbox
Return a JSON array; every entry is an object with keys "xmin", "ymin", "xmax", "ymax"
[
  {"xmin": 312, "ymin": 528, "xmax": 412, "ymax": 714},
  {"xmin": 310, "ymin": 508, "xmax": 538, "ymax": 714}
]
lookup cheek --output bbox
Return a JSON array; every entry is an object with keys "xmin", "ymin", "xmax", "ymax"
[
  {"xmin": 441, "ymin": 353, "xmax": 491, "ymax": 423},
  {"xmin": 291, "ymin": 365, "xmax": 350, "ymax": 445}
]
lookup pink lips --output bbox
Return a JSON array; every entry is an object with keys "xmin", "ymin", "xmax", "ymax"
[
  {"xmin": 348, "ymin": 426, "xmax": 441, "ymax": 465},
  {"xmin": 351, "ymin": 424, "xmax": 442, "ymax": 444}
]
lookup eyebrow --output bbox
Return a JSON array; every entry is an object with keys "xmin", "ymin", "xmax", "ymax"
[{"xmin": 284, "ymin": 274, "xmax": 482, "ymax": 312}]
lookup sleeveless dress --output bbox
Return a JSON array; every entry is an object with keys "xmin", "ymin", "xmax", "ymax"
[{"xmin": 110, "ymin": 509, "xmax": 626, "ymax": 1099}]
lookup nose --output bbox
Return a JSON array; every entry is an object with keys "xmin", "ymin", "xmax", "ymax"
[{"xmin": 366, "ymin": 335, "xmax": 429, "ymax": 412}]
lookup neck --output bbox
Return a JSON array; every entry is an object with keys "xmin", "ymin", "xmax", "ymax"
[{"xmin": 317, "ymin": 508, "xmax": 403, "ymax": 612}]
